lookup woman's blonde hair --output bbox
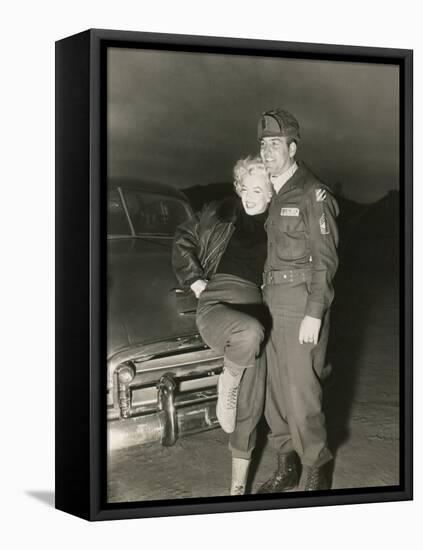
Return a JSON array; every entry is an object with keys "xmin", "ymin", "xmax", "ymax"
[{"xmin": 233, "ymin": 155, "xmax": 271, "ymax": 196}]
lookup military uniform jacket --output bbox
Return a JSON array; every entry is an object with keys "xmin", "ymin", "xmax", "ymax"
[{"xmin": 265, "ymin": 162, "xmax": 340, "ymax": 319}]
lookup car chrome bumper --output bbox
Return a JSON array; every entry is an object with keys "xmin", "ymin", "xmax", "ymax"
[
  {"xmin": 107, "ymin": 336, "xmax": 223, "ymax": 450},
  {"xmin": 108, "ymin": 373, "xmax": 219, "ymax": 451}
]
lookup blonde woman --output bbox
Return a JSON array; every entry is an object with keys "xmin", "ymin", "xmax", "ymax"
[{"xmin": 172, "ymin": 156, "xmax": 272, "ymax": 495}]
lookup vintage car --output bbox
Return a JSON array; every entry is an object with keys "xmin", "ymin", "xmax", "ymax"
[{"xmin": 107, "ymin": 179, "xmax": 223, "ymax": 451}]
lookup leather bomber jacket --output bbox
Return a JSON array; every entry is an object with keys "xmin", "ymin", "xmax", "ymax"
[{"xmin": 172, "ymin": 197, "xmax": 240, "ymax": 289}]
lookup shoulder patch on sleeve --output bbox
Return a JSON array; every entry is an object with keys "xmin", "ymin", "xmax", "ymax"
[
  {"xmin": 319, "ymin": 213, "xmax": 330, "ymax": 234},
  {"xmin": 315, "ymin": 188, "xmax": 327, "ymax": 202}
]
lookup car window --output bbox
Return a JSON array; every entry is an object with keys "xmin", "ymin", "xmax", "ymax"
[
  {"xmin": 108, "ymin": 189, "xmax": 131, "ymax": 235},
  {"xmin": 122, "ymin": 189, "xmax": 190, "ymax": 236}
]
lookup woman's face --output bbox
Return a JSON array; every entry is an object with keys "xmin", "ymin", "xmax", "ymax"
[{"xmin": 239, "ymin": 172, "xmax": 272, "ymax": 215}]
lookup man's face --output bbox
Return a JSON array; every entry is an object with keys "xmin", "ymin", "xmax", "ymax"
[
  {"xmin": 260, "ymin": 136, "xmax": 296, "ymax": 176},
  {"xmin": 239, "ymin": 172, "xmax": 272, "ymax": 216}
]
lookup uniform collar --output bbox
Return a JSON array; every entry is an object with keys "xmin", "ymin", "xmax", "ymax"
[{"xmin": 270, "ymin": 162, "xmax": 298, "ymax": 194}]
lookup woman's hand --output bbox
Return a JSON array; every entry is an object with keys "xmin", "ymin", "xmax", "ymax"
[
  {"xmin": 299, "ymin": 315, "xmax": 321, "ymax": 345},
  {"xmin": 190, "ymin": 279, "xmax": 208, "ymax": 298}
]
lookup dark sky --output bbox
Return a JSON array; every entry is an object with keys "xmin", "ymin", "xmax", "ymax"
[{"xmin": 108, "ymin": 47, "xmax": 399, "ymax": 203}]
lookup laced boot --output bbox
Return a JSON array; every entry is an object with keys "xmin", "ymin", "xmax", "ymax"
[
  {"xmin": 216, "ymin": 367, "xmax": 245, "ymax": 433},
  {"xmin": 230, "ymin": 458, "xmax": 250, "ymax": 496},
  {"xmin": 257, "ymin": 451, "xmax": 300, "ymax": 493},
  {"xmin": 303, "ymin": 464, "xmax": 331, "ymax": 491}
]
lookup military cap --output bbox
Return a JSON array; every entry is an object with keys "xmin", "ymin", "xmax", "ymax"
[{"xmin": 257, "ymin": 109, "xmax": 301, "ymax": 141}]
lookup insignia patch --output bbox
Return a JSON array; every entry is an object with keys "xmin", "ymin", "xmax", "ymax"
[
  {"xmin": 280, "ymin": 207, "xmax": 299, "ymax": 217},
  {"xmin": 316, "ymin": 188, "xmax": 327, "ymax": 202},
  {"xmin": 319, "ymin": 213, "xmax": 330, "ymax": 234}
]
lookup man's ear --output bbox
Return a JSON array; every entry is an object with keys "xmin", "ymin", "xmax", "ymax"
[{"xmin": 289, "ymin": 141, "xmax": 297, "ymax": 158}]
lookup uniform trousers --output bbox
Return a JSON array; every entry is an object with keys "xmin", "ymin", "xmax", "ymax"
[
  {"xmin": 263, "ymin": 278, "xmax": 332, "ymax": 467},
  {"xmin": 196, "ymin": 274, "xmax": 267, "ymax": 459}
]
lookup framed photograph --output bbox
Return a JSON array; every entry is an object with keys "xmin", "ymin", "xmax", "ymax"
[{"xmin": 55, "ymin": 28, "xmax": 412, "ymax": 521}]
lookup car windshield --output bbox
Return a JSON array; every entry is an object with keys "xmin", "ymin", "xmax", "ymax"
[
  {"xmin": 108, "ymin": 189, "xmax": 131, "ymax": 235},
  {"xmin": 108, "ymin": 187, "xmax": 191, "ymax": 237}
]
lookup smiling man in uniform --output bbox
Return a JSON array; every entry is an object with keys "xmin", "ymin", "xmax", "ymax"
[{"xmin": 257, "ymin": 109, "xmax": 339, "ymax": 492}]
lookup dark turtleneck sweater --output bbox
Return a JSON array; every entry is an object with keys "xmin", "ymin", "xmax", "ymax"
[{"xmin": 216, "ymin": 208, "xmax": 268, "ymax": 286}]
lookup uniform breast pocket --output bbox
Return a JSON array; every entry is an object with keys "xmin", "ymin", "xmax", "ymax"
[{"xmin": 278, "ymin": 215, "xmax": 308, "ymax": 260}]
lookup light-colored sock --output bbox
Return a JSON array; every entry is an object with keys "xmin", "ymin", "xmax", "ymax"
[
  {"xmin": 224, "ymin": 365, "xmax": 245, "ymax": 380},
  {"xmin": 231, "ymin": 457, "xmax": 251, "ymax": 495}
]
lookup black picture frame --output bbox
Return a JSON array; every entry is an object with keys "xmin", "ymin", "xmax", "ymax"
[{"xmin": 55, "ymin": 28, "xmax": 413, "ymax": 521}]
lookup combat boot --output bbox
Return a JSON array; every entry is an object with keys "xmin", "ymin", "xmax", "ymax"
[
  {"xmin": 257, "ymin": 451, "xmax": 300, "ymax": 493},
  {"xmin": 303, "ymin": 464, "xmax": 331, "ymax": 491}
]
